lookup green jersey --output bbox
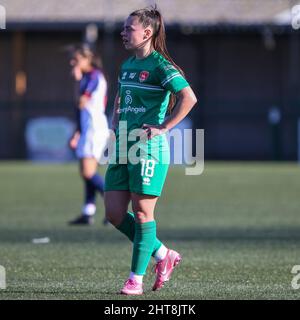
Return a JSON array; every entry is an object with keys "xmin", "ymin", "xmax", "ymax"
[
  {"xmin": 118, "ymin": 50, "xmax": 190, "ymax": 132},
  {"xmin": 106, "ymin": 51, "xmax": 190, "ymax": 196}
]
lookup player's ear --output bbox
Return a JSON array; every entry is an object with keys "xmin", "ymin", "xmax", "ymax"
[{"xmin": 143, "ymin": 27, "xmax": 153, "ymax": 40}]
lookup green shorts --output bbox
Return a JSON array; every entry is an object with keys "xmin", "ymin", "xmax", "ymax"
[
  {"xmin": 105, "ymin": 159, "xmax": 169, "ymax": 196},
  {"xmin": 105, "ymin": 134, "xmax": 170, "ymax": 196}
]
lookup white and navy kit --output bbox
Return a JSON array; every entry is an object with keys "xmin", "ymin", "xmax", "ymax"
[{"xmin": 76, "ymin": 69, "xmax": 109, "ymax": 161}]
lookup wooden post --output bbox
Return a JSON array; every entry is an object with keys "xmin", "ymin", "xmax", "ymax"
[
  {"xmin": 288, "ymin": 32, "xmax": 300, "ymax": 161},
  {"xmin": 11, "ymin": 31, "xmax": 26, "ymax": 158}
]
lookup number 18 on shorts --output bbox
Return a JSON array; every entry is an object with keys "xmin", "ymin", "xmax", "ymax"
[{"xmin": 105, "ymin": 157, "xmax": 169, "ymax": 197}]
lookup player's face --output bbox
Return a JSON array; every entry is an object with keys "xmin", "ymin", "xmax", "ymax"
[
  {"xmin": 71, "ymin": 53, "xmax": 91, "ymax": 73},
  {"xmin": 121, "ymin": 16, "xmax": 152, "ymax": 50},
  {"xmin": 71, "ymin": 64, "xmax": 82, "ymax": 81}
]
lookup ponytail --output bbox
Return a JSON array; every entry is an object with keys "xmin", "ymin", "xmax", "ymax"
[{"xmin": 130, "ymin": 6, "xmax": 184, "ymax": 113}]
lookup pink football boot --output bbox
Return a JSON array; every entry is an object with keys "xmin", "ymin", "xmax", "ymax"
[
  {"xmin": 152, "ymin": 249, "xmax": 182, "ymax": 291},
  {"xmin": 120, "ymin": 279, "xmax": 143, "ymax": 295}
]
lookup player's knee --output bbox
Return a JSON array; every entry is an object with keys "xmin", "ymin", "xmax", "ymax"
[
  {"xmin": 105, "ymin": 209, "xmax": 123, "ymax": 226},
  {"xmin": 135, "ymin": 211, "xmax": 147, "ymax": 224},
  {"xmin": 81, "ymin": 169, "xmax": 94, "ymax": 180}
]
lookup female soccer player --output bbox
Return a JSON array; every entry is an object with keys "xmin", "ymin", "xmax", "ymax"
[
  {"xmin": 104, "ymin": 7, "xmax": 197, "ymax": 294},
  {"xmin": 68, "ymin": 45, "xmax": 109, "ymax": 225}
]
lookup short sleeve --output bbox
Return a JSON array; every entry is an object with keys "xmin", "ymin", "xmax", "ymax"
[
  {"xmin": 156, "ymin": 62, "xmax": 190, "ymax": 93},
  {"xmin": 117, "ymin": 75, "xmax": 121, "ymax": 92},
  {"xmin": 83, "ymin": 71, "xmax": 99, "ymax": 97},
  {"xmin": 117, "ymin": 66, "xmax": 123, "ymax": 92}
]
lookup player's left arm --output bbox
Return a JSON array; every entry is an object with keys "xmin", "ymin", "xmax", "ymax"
[
  {"xmin": 78, "ymin": 95, "xmax": 89, "ymax": 109},
  {"xmin": 78, "ymin": 72, "xmax": 99, "ymax": 109},
  {"xmin": 143, "ymin": 86, "xmax": 197, "ymax": 139}
]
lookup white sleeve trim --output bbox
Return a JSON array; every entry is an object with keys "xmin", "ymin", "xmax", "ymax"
[{"xmin": 161, "ymin": 73, "xmax": 181, "ymax": 87}]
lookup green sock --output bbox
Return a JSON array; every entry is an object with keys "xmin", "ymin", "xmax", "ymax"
[
  {"xmin": 115, "ymin": 211, "xmax": 135, "ymax": 242},
  {"xmin": 116, "ymin": 211, "xmax": 162, "ymax": 256},
  {"xmin": 131, "ymin": 221, "xmax": 157, "ymax": 275}
]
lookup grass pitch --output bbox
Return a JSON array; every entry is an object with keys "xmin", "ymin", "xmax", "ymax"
[{"xmin": 0, "ymin": 161, "xmax": 300, "ymax": 300}]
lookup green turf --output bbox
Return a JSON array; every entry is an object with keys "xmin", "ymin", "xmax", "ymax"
[{"xmin": 0, "ymin": 161, "xmax": 300, "ymax": 300}]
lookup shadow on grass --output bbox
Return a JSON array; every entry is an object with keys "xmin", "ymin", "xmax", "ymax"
[{"xmin": 0, "ymin": 226, "xmax": 300, "ymax": 244}]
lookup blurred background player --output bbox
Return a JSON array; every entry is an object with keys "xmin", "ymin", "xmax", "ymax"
[{"xmin": 68, "ymin": 44, "xmax": 109, "ymax": 225}]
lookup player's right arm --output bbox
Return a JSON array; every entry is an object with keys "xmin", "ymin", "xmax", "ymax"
[
  {"xmin": 69, "ymin": 102, "xmax": 82, "ymax": 150},
  {"xmin": 69, "ymin": 130, "xmax": 80, "ymax": 150},
  {"xmin": 111, "ymin": 91, "xmax": 120, "ymax": 132}
]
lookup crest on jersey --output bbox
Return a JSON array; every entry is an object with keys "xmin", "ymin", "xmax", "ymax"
[{"xmin": 139, "ymin": 71, "xmax": 149, "ymax": 82}]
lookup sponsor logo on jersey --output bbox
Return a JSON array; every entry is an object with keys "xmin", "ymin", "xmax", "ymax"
[
  {"xmin": 119, "ymin": 106, "xmax": 146, "ymax": 114},
  {"xmin": 129, "ymin": 73, "xmax": 136, "ymax": 79},
  {"xmin": 125, "ymin": 90, "xmax": 133, "ymax": 105},
  {"xmin": 139, "ymin": 71, "xmax": 149, "ymax": 82},
  {"xmin": 122, "ymin": 72, "xmax": 127, "ymax": 80}
]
